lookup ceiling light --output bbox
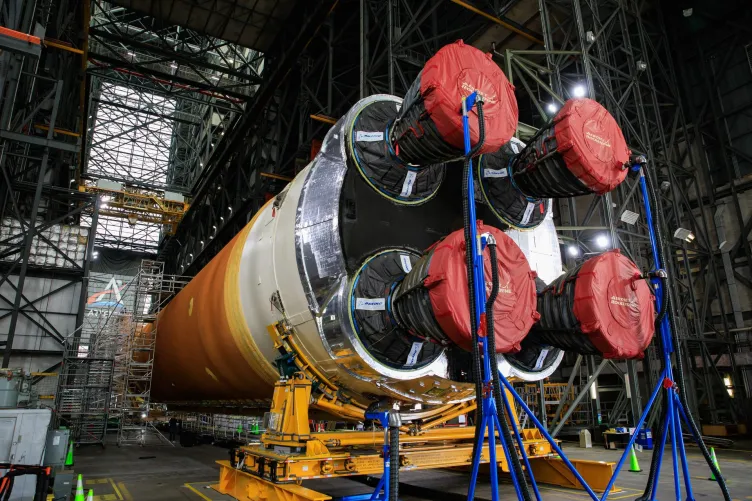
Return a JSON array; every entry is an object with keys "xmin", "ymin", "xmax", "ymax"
[
  {"xmin": 674, "ymin": 228, "xmax": 695, "ymax": 242},
  {"xmin": 572, "ymin": 85, "xmax": 587, "ymax": 98},
  {"xmin": 567, "ymin": 245, "xmax": 580, "ymax": 257},
  {"xmin": 595, "ymin": 234, "xmax": 610, "ymax": 249},
  {"xmin": 547, "ymin": 103, "xmax": 559, "ymax": 114}
]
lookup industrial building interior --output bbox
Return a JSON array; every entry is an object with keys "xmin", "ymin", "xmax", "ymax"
[{"xmin": 0, "ymin": 0, "xmax": 751, "ymax": 500}]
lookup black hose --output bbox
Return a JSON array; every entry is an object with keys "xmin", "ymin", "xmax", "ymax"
[
  {"xmin": 653, "ymin": 275, "xmax": 669, "ymax": 327},
  {"xmin": 636, "ymin": 168, "xmax": 731, "ymax": 501},
  {"xmin": 389, "ymin": 420, "xmax": 399, "ymax": 501},
  {"xmin": 486, "ymin": 242, "xmax": 532, "ymax": 501}
]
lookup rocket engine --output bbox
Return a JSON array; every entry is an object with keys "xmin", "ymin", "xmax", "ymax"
[{"xmin": 151, "ymin": 41, "xmax": 647, "ymax": 412}]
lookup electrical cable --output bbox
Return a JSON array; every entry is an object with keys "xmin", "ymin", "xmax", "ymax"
[
  {"xmin": 637, "ymin": 167, "xmax": 731, "ymax": 501},
  {"xmin": 486, "ymin": 241, "xmax": 533, "ymax": 501}
]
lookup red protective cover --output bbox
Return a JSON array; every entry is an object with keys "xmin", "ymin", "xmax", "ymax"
[
  {"xmin": 421, "ymin": 40, "xmax": 518, "ymax": 154},
  {"xmin": 554, "ymin": 98, "xmax": 630, "ymax": 194},
  {"xmin": 573, "ymin": 250, "xmax": 655, "ymax": 359},
  {"xmin": 425, "ymin": 223, "xmax": 538, "ymax": 353}
]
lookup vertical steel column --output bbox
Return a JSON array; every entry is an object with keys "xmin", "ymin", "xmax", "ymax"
[
  {"xmin": 586, "ymin": 356, "xmax": 602, "ymax": 438},
  {"xmin": 73, "ymin": 197, "xmax": 100, "ymax": 344},
  {"xmin": 538, "ymin": 380, "xmax": 547, "ymax": 430},
  {"xmin": 552, "ymin": 359, "xmax": 607, "ymax": 438},
  {"xmin": 625, "ymin": 360, "xmax": 642, "ymax": 426},
  {"xmin": 387, "ymin": 0, "xmax": 394, "ymax": 95},
  {"xmin": 2, "ymin": 80, "xmax": 64, "ymax": 367}
]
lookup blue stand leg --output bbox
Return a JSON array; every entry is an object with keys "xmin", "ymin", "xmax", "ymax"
[
  {"xmin": 667, "ymin": 382, "xmax": 682, "ymax": 501},
  {"xmin": 649, "ymin": 398, "xmax": 672, "ymax": 501},
  {"xmin": 672, "ymin": 393, "xmax": 696, "ymax": 501},
  {"xmin": 600, "ymin": 370, "xmax": 666, "ymax": 500},
  {"xmin": 497, "ymin": 373, "xmax": 599, "ymax": 501},
  {"xmin": 501, "ymin": 392, "xmax": 542, "ymax": 501}
]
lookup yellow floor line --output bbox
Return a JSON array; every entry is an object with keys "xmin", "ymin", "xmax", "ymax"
[
  {"xmin": 109, "ymin": 478, "xmax": 123, "ymax": 500},
  {"xmin": 184, "ymin": 483, "xmax": 213, "ymax": 501},
  {"xmin": 117, "ymin": 482, "xmax": 133, "ymax": 501}
]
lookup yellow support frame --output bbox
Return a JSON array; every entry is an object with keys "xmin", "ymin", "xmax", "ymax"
[{"xmin": 212, "ymin": 322, "xmax": 617, "ymax": 500}]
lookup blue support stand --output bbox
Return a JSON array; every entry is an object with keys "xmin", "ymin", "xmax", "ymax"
[
  {"xmin": 461, "ymin": 93, "xmax": 599, "ymax": 501},
  {"xmin": 597, "ymin": 161, "xmax": 699, "ymax": 501},
  {"xmin": 340, "ymin": 411, "xmax": 392, "ymax": 501}
]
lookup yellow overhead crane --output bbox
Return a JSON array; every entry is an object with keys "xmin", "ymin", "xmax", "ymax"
[{"xmin": 79, "ymin": 185, "xmax": 189, "ymax": 235}]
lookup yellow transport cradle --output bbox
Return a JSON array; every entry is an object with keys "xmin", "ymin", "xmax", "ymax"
[{"xmin": 212, "ymin": 368, "xmax": 616, "ymax": 501}]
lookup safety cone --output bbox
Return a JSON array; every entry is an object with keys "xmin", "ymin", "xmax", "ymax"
[
  {"xmin": 86, "ymin": 489, "xmax": 94, "ymax": 501},
  {"xmin": 628, "ymin": 445, "xmax": 642, "ymax": 472},
  {"xmin": 74, "ymin": 474, "xmax": 85, "ymax": 501},
  {"xmin": 709, "ymin": 447, "xmax": 721, "ymax": 480},
  {"xmin": 65, "ymin": 440, "xmax": 74, "ymax": 467}
]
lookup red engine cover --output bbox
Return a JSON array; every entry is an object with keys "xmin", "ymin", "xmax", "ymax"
[
  {"xmin": 554, "ymin": 98, "xmax": 630, "ymax": 194},
  {"xmin": 424, "ymin": 222, "xmax": 538, "ymax": 353},
  {"xmin": 573, "ymin": 250, "xmax": 655, "ymax": 359},
  {"xmin": 421, "ymin": 40, "xmax": 518, "ymax": 155}
]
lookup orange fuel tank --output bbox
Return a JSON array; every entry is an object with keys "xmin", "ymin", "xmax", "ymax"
[{"xmin": 151, "ymin": 204, "xmax": 277, "ymax": 404}]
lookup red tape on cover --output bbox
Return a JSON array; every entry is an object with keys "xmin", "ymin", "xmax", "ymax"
[
  {"xmin": 573, "ymin": 250, "xmax": 655, "ymax": 359},
  {"xmin": 425, "ymin": 222, "xmax": 538, "ymax": 353},
  {"xmin": 554, "ymin": 98, "xmax": 630, "ymax": 194},
  {"xmin": 421, "ymin": 40, "xmax": 518, "ymax": 154}
]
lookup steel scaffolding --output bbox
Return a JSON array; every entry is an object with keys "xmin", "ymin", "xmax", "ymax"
[
  {"xmin": 116, "ymin": 260, "xmax": 188, "ymax": 445},
  {"xmin": 55, "ymin": 272, "xmax": 136, "ymax": 446}
]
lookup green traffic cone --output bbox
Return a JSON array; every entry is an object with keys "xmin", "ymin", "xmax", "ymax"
[
  {"xmin": 86, "ymin": 489, "xmax": 94, "ymax": 501},
  {"xmin": 74, "ymin": 474, "xmax": 85, "ymax": 501},
  {"xmin": 65, "ymin": 440, "xmax": 74, "ymax": 467},
  {"xmin": 709, "ymin": 447, "xmax": 721, "ymax": 480},
  {"xmin": 628, "ymin": 445, "xmax": 642, "ymax": 472}
]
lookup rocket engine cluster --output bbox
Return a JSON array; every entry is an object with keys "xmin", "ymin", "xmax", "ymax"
[{"xmin": 150, "ymin": 41, "xmax": 655, "ymax": 412}]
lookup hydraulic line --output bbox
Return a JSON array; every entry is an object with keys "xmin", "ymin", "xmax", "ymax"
[
  {"xmin": 636, "ymin": 167, "xmax": 731, "ymax": 501},
  {"xmin": 486, "ymin": 241, "xmax": 533, "ymax": 501}
]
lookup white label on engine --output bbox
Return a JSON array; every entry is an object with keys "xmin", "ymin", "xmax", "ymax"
[
  {"xmin": 405, "ymin": 342, "xmax": 424, "ymax": 367},
  {"xmin": 400, "ymin": 170, "xmax": 417, "ymax": 197},
  {"xmin": 400, "ymin": 254, "xmax": 413, "ymax": 273},
  {"xmin": 356, "ymin": 131, "xmax": 384, "ymax": 142},
  {"xmin": 509, "ymin": 137, "xmax": 524, "ymax": 153},
  {"xmin": 521, "ymin": 202, "xmax": 536, "ymax": 225},
  {"xmin": 483, "ymin": 168, "xmax": 508, "ymax": 178},
  {"xmin": 356, "ymin": 298, "xmax": 386, "ymax": 310},
  {"xmin": 533, "ymin": 348, "xmax": 550, "ymax": 370}
]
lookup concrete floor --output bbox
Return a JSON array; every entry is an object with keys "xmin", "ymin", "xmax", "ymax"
[{"xmin": 74, "ymin": 438, "xmax": 752, "ymax": 500}]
